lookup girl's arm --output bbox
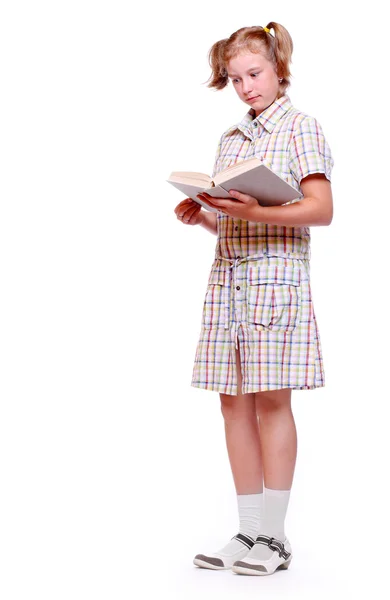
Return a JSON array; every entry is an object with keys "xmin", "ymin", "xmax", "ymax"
[
  {"xmin": 249, "ymin": 173, "xmax": 333, "ymax": 227},
  {"xmin": 197, "ymin": 173, "xmax": 333, "ymax": 227},
  {"xmin": 198, "ymin": 210, "xmax": 218, "ymax": 235}
]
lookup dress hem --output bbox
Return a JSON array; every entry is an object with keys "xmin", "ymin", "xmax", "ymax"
[{"xmin": 190, "ymin": 381, "xmax": 325, "ymax": 395}]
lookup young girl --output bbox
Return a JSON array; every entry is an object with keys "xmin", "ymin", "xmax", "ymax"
[{"xmin": 174, "ymin": 22, "xmax": 334, "ymax": 576}]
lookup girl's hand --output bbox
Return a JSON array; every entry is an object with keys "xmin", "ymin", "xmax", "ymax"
[
  {"xmin": 196, "ymin": 190, "xmax": 262, "ymax": 222},
  {"xmin": 174, "ymin": 198, "xmax": 204, "ymax": 226}
]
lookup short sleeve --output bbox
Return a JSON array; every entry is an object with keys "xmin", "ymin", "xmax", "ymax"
[{"xmin": 289, "ymin": 116, "xmax": 334, "ymax": 185}]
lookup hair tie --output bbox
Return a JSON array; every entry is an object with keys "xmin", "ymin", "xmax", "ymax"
[{"xmin": 263, "ymin": 26, "xmax": 270, "ymax": 33}]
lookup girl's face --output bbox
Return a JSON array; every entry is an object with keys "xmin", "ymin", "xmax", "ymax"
[{"xmin": 227, "ymin": 51, "xmax": 281, "ymax": 116}]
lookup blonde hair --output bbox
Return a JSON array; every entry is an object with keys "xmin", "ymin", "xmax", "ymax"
[{"xmin": 204, "ymin": 22, "xmax": 293, "ymax": 97}]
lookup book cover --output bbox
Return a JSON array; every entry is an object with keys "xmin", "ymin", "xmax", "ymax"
[{"xmin": 167, "ymin": 158, "xmax": 302, "ymax": 212}]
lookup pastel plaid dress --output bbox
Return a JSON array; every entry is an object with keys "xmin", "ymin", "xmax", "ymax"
[{"xmin": 191, "ymin": 95, "xmax": 334, "ymax": 395}]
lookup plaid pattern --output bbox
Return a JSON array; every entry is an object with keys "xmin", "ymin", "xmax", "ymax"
[
  {"xmin": 191, "ymin": 95, "xmax": 333, "ymax": 395},
  {"xmin": 212, "ymin": 94, "xmax": 334, "ymax": 261}
]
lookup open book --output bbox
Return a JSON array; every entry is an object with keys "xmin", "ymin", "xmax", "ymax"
[{"xmin": 167, "ymin": 157, "xmax": 302, "ymax": 212}]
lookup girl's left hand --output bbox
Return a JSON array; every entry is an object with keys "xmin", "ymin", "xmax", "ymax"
[{"xmin": 197, "ymin": 190, "xmax": 262, "ymax": 222}]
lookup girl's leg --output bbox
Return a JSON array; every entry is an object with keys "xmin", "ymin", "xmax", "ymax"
[
  {"xmin": 254, "ymin": 388, "xmax": 297, "ymax": 490},
  {"xmin": 219, "ymin": 346, "xmax": 263, "ymax": 494},
  {"xmin": 235, "ymin": 389, "xmax": 297, "ymax": 567},
  {"xmin": 194, "ymin": 346, "xmax": 264, "ymax": 570}
]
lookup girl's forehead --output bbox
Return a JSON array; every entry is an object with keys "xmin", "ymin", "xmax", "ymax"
[
  {"xmin": 227, "ymin": 51, "xmax": 268, "ymax": 71},
  {"xmin": 228, "ymin": 51, "xmax": 267, "ymax": 66}
]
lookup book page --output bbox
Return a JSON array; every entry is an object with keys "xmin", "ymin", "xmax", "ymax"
[
  {"xmin": 213, "ymin": 157, "xmax": 263, "ymax": 185},
  {"xmin": 168, "ymin": 172, "xmax": 212, "ymax": 188}
]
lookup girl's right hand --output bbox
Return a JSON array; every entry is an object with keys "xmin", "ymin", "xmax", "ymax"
[{"xmin": 174, "ymin": 198, "xmax": 204, "ymax": 226}]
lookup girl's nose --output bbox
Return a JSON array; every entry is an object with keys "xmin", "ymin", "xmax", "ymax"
[{"xmin": 242, "ymin": 78, "xmax": 254, "ymax": 94}]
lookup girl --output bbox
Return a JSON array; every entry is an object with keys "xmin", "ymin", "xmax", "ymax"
[{"xmin": 174, "ymin": 22, "xmax": 334, "ymax": 576}]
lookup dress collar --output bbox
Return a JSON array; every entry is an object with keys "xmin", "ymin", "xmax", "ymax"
[{"xmin": 225, "ymin": 95, "xmax": 293, "ymax": 138}]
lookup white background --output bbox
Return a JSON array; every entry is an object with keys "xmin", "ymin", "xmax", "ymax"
[{"xmin": 1, "ymin": 1, "xmax": 389, "ymax": 598}]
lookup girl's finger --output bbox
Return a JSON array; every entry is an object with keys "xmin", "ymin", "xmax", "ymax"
[
  {"xmin": 175, "ymin": 198, "xmax": 195, "ymax": 211},
  {"xmin": 199, "ymin": 197, "xmax": 228, "ymax": 213},
  {"xmin": 187, "ymin": 206, "xmax": 202, "ymax": 222},
  {"xmin": 183, "ymin": 203, "xmax": 200, "ymax": 216},
  {"xmin": 182, "ymin": 204, "xmax": 201, "ymax": 223},
  {"xmin": 176, "ymin": 203, "xmax": 199, "ymax": 223},
  {"xmin": 197, "ymin": 195, "xmax": 220, "ymax": 210},
  {"xmin": 174, "ymin": 199, "xmax": 191, "ymax": 217}
]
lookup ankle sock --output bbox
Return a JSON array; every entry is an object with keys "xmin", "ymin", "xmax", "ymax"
[
  {"xmin": 262, "ymin": 486, "xmax": 291, "ymax": 540},
  {"xmin": 237, "ymin": 492, "xmax": 264, "ymax": 538},
  {"xmin": 245, "ymin": 487, "xmax": 291, "ymax": 561},
  {"xmin": 214, "ymin": 492, "xmax": 263, "ymax": 557}
]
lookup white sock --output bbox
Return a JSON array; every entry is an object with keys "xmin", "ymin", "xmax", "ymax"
[
  {"xmin": 237, "ymin": 492, "xmax": 264, "ymax": 539},
  {"xmin": 214, "ymin": 492, "xmax": 263, "ymax": 556},
  {"xmin": 262, "ymin": 486, "xmax": 290, "ymax": 540},
  {"xmin": 245, "ymin": 487, "xmax": 291, "ymax": 561}
]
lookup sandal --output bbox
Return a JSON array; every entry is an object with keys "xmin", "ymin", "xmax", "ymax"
[
  {"xmin": 193, "ymin": 533, "xmax": 256, "ymax": 570},
  {"xmin": 231, "ymin": 534, "xmax": 292, "ymax": 576}
]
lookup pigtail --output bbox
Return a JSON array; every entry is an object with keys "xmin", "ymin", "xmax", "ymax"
[
  {"xmin": 203, "ymin": 39, "xmax": 229, "ymax": 90},
  {"xmin": 265, "ymin": 22, "xmax": 293, "ymax": 86}
]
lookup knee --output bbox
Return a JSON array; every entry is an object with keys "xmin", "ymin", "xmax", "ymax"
[
  {"xmin": 255, "ymin": 390, "xmax": 292, "ymax": 422},
  {"xmin": 256, "ymin": 401, "xmax": 280, "ymax": 423},
  {"xmin": 220, "ymin": 394, "xmax": 256, "ymax": 423}
]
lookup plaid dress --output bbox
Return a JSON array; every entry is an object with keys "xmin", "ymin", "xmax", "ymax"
[{"xmin": 191, "ymin": 95, "xmax": 334, "ymax": 395}]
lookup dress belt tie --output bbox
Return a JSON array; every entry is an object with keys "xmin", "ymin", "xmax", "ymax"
[{"xmin": 214, "ymin": 253, "xmax": 270, "ymax": 350}]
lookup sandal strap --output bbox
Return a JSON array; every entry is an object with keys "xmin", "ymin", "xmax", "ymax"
[
  {"xmin": 231, "ymin": 532, "xmax": 256, "ymax": 549},
  {"xmin": 255, "ymin": 534, "xmax": 291, "ymax": 559}
]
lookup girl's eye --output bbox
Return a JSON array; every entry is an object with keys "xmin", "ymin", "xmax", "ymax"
[{"xmin": 232, "ymin": 73, "xmax": 259, "ymax": 83}]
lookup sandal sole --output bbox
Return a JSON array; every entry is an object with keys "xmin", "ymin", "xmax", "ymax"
[
  {"xmin": 232, "ymin": 558, "xmax": 292, "ymax": 576},
  {"xmin": 193, "ymin": 557, "xmax": 231, "ymax": 570}
]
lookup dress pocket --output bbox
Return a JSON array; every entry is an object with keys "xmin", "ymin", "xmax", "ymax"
[
  {"xmin": 202, "ymin": 266, "xmax": 230, "ymax": 330},
  {"xmin": 246, "ymin": 262, "xmax": 301, "ymax": 333}
]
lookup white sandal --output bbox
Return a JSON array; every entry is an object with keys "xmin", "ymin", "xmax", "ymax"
[
  {"xmin": 193, "ymin": 533, "xmax": 256, "ymax": 570},
  {"xmin": 231, "ymin": 534, "xmax": 292, "ymax": 576}
]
